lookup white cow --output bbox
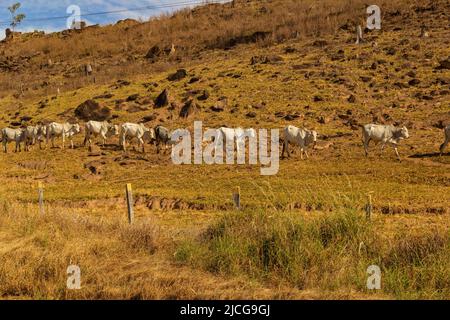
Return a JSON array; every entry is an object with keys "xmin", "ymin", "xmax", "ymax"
[
  {"xmin": 46, "ymin": 122, "xmax": 81, "ymax": 149},
  {"xmin": 23, "ymin": 125, "xmax": 47, "ymax": 151},
  {"xmin": 440, "ymin": 125, "xmax": 450, "ymax": 156},
  {"xmin": 362, "ymin": 124, "xmax": 409, "ymax": 161},
  {"xmin": 119, "ymin": 123, "xmax": 151, "ymax": 153},
  {"xmin": 282, "ymin": 125, "xmax": 317, "ymax": 159},
  {"xmin": 215, "ymin": 127, "xmax": 256, "ymax": 158},
  {"xmin": 1, "ymin": 127, "xmax": 25, "ymax": 153},
  {"xmin": 83, "ymin": 121, "xmax": 119, "ymax": 147}
]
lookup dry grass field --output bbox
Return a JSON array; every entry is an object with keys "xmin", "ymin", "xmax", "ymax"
[{"xmin": 0, "ymin": 0, "xmax": 449, "ymax": 299}]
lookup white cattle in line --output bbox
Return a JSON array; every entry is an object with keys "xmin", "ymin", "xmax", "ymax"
[
  {"xmin": 83, "ymin": 120, "xmax": 119, "ymax": 147},
  {"xmin": 119, "ymin": 123, "xmax": 151, "ymax": 153},
  {"xmin": 362, "ymin": 124, "xmax": 409, "ymax": 161},
  {"xmin": 282, "ymin": 125, "xmax": 317, "ymax": 159},
  {"xmin": 46, "ymin": 122, "xmax": 81, "ymax": 149},
  {"xmin": 215, "ymin": 127, "xmax": 256, "ymax": 158},
  {"xmin": 0, "ymin": 127, "xmax": 25, "ymax": 153},
  {"xmin": 440, "ymin": 125, "xmax": 450, "ymax": 156},
  {"xmin": 23, "ymin": 125, "xmax": 47, "ymax": 151}
]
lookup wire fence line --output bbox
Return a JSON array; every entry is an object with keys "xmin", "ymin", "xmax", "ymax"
[{"xmin": 0, "ymin": 0, "xmax": 232, "ymax": 27}]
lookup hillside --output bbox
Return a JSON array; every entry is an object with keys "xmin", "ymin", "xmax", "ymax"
[{"xmin": 0, "ymin": 0, "xmax": 449, "ymax": 300}]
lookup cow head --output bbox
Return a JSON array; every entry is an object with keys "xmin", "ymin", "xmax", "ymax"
[
  {"xmin": 306, "ymin": 130, "xmax": 318, "ymax": 147},
  {"xmin": 36, "ymin": 124, "xmax": 47, "ymax": 141},
  {"xmin": 72, "ymin": 124, "xmax": 81, "ymax": 134},
  {"xmin": 108, "ymin": 124, "xmax": 119, "ymax": 137},
  {"xmin": 143, "ymin": 128, "xmax": 156, "ymax": 143},
  {"xmin": 400, "ymin": 126, "xmax": 409, "ymax": 139}
]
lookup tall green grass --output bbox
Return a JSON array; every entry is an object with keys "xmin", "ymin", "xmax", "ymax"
[{"xmin": 175, "ymin": 210, "xmax": 450, "ymax": 299}]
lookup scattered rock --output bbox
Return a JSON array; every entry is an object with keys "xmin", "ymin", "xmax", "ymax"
[
  {"xmin": 142, "ymin": 114, "xmax": 157, "ymax": 122},
  {"xmin": 84, "ymin": 160, "xmax": 105, "ymax": 175},
  {"xmin": 145, "ymin": 45, "xmax": 162, "ymax": 61},
  {"xmin": 210, "ymin": 105, "xmax": 224, "ymax": 112},
  {"xmin": 189, "ymin": 76, "xmax": 200, "ymax": 84},
  {"xmin": 408, "ymin": 78, "xmax": 421, "ymax": 86},
  {"xmin": 347, "ymin": 94, "xmax": 356, "ymax": 103},
  {"xmin": 154, "ymin": 89, "xmax": 170, "ymax": 108},
  {"xmin": 284, "ymin": 114, "xmax": 300, "ymax": 121},
  {"xmin": 318, "ymin": 116, "xmax": 330, "ymax": 124},
  {"xmin": 93, "ymin": 93, "xmax": 114, "ymax": 99},
  {"xmin": 126, "ymin": 94, "xmax": 140, "ymax": 101},
  {"xmin": 284, "ymin": 46, "xmax": 297, "ymax": 53},
  {"xmin": 75, "ymin": 100, "xmax": 111, "ymax": 121},
  {"xmin": 250, "ymin": 55, "xmax": 283, "ymax": 65},
  {"xmin": 167, "ymin": 69, "xmax": 187, "ymax": 81},
  {"xmin": 313, "ymin": 95, "xmax": 324, "ymax": 102},
  {"xmin": 385, "ymin": 47, "xmax": 397, "ymax": 55},
  {"xmin": 20, "ymin": 115, "xmax": 33, "ymax": 122},
  {"xmin": 435, "ymin": 57, "xmax": 450, "ymax": 70},
  {"xmin": 197, "ymin": 90, "xmax": 210, "ymax": 101},
  {"xmin": 179, "ymin": 99, "xmax": 198, "ymax": 118},
  {"xmin": 246, "ymin": 111, "xmax": 257, "ymax": 118}
]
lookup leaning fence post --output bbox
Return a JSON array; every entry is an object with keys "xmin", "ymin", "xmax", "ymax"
[
  {"xmin": 126, "ymin": 183, "xmax": 134, "ymax": 224},
  {"xmin": 38, "ymin": 182, "xmax": 44, "ymax": 214},
  {"xmin": 365, "ymin": 192, "xmax": 373, "ymax": 220},
  {"xmin": 233, "ymin": 186, "xmax": 241, "ymax": 210}
]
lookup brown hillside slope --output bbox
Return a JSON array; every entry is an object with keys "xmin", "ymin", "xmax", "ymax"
[{"xmin": 0, "ymin": 0, "xmax": 441, "ymax": 98}]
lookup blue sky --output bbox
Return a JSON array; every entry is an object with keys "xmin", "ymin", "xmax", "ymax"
[{"xmin": 0, "ymin": 0, "xmax": 227, "ymax": 39}]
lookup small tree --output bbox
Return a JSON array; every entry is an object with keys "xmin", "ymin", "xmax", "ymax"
[{"xmin": 8, "ymin": 2, "xmax": 26, "ymax": 31}]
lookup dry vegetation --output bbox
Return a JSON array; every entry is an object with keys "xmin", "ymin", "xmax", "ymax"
[
  {"xmin": 1, "ymin": 0, "xmax": 410, "ymax": 97},
  {"xmin": 0, "ymin": 0, "xmax": 449, "ymax": 299}
]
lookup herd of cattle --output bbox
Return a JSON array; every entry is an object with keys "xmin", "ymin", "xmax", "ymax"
[{"xmin": 0, "ymin": 120, "xmax": 449, "ymax": 161}]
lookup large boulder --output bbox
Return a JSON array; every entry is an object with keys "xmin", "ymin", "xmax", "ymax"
[
  {"xmin": 145, "ymin": 45, "xmax": 162, "ymax": 61},
  {"xmin": 74, "ymin": 100, "xmax": 111, "ymax": 121},
  {"xmin": 154, "ymin": 89, "xmax": 171, "ymax": 108}
]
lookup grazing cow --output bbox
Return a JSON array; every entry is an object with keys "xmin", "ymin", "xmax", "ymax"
[
  {"xmin": 83, "ymin": 121, "xmax": 119, "ymax": 147},
  {"xmin": 282, "ymin": 125, "xmax": 317, "ymax": 159},
  {"xmin": 154, "ymin": 125, "xmax": 172, "ymax": 154},
  {"xmin": 215, "ymin": 127, "xmax": 256, "ymax": 158},
  {"xmin": 119, "ymin": 123, "xmax": 151, "ymax": 153},
  {"xmin": 23, "ymin": 125, "xmax": 47, "ymax": 151},
  {"xmin": 439, "ymin": 125, "xmax": 450, "ymax": 156},
  {"xmin": 362, "ymin": 124, "xmax": 409, "ymax": 161},
  {"xmin": 0, "ymin": 127, "xmax": 25, "ymax": 153},
  {"xmin": 46, "ymin": 122, "xmax": 81, "ymax": 149}
]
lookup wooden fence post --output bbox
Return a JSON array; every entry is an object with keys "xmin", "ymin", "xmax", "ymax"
[
  {"xmin": 126, "ymin": 183, "xmax": 134, "ymax": 224},
  {"xmin": 38, "ymin": 182, "xmax": 44, "ymax": 214},
  {"xmin": 365, "ymin": 192, "xmax": 373, "ymax": 220},
  {"xmin": 233, "ymin": 186, "xmax": 241, "ymax": 210}
]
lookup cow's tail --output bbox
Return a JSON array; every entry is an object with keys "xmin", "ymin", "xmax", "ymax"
[{"xmin": 0, "ymin": 129, "xmax": 3, "ymax": 143}]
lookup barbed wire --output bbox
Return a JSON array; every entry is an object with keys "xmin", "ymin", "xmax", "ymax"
[{"xmin": 0, "ymin": 0, "xmax": 232, "ymax": 27}]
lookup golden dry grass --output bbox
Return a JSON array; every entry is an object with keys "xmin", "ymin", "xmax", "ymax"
[{"xmin": 0, "ymin": 0, "xmax": 449, "ymax": 300}]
